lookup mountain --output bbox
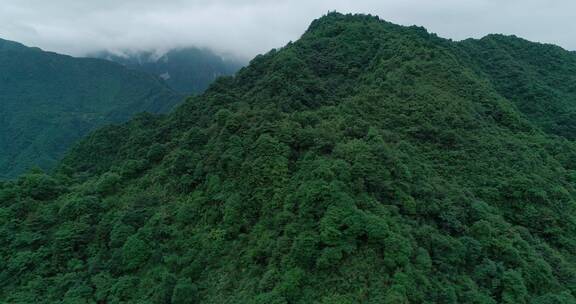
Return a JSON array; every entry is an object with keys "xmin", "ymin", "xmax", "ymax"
[
  {"xmin": 93, "ymin": 47, "xmax": 244, "ymax": 95},
  {"xmin": 3, "ymin": 13, "xmax": 576, "ymax": 303},
  {"xmin": 0, "ymin": 38, "xmax": 183, "ymax": 179},
  {"xmin": 460, "ymin": 35, "xmax": 576, "ymax": 139}
]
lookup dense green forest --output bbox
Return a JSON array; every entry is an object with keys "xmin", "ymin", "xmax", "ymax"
[
  {"xmin": 3, "ymin": 13, "xmax": 576, "ymax": 303},
  {"xmin": 460, "ymin": 35, "xmax": 576, "ymax": 139},
  {"xmin": 93, "ymin": 48, "xmax": 244, "ymax": 95},
  {"xmin": 0, "ymin": 38, "xmax": 183, "ymax": 179}
]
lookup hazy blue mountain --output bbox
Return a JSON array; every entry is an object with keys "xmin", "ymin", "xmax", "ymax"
[
  {"xmin": 93, "ymin": 47, "xmax": 244, "ymax": 94},
  {"xmin": 0, "ymin": 38, "xmax": 182, "ymax": 179}
]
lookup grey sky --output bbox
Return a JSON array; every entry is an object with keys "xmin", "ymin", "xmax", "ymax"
[{"xmin": 0, "ymin": 0, "xmax": 574, "ymax": 60}]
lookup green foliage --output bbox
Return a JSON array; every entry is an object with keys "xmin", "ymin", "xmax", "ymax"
[
  {"xmin": 122, "ymin": 235, "xmax": 150, "ymax": 271},
  {"xmin": 171, "ymin": 278, "xmax": 199, "ymax": 304},
  {"xmin": 3, "ymin": 12, "xmax": 576, "ymax": 303},
  {"xmin": 15, "ymin": 171, "xmax": 62, "ymax": 200}
]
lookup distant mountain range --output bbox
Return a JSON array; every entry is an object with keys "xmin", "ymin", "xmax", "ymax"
[
  {"xmin": 0, "ymin": 38, "xmax": 183, "ymax": 179},
  {"xmin": 91, "ymin": 48, "xmax": 244, "ymax": 95}
]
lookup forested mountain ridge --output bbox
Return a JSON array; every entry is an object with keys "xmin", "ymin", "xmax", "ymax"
[
  {"xmin": 0, "ymin": 38, "xmax": 183, "ymax": 179},
  {"xmin": 459, "ymin": 34, "xmax": 576, "ymax": 139},
  {"xmin": 0, "ymin": 38, "xmax": 36, "ymax": 51},
  {"xmin": 92, "ymin": 47, "xmax": 244, "ymax": 95},
  {"xmin": 3, "ymin": 13, "xmax": 576, "ymax": 303}
]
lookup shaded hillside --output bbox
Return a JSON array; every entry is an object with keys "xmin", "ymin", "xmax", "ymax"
[
  {"xmin": 2, "ymin": 13, "xmax": 576, "ymax": 303},
  {"xmin": 94, "ymin": 48, "xmax": 244, "ymax": 95},
  {"xmin": 0, "ymin": 39, "xmax": 182, "ymax": 179}
]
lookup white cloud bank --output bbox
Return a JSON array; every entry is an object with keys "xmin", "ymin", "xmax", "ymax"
[{"xmin": 0, "ymin": 0, "xmax": 574, "ymax": 60}]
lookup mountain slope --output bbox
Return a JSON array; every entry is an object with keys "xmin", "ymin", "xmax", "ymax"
[
  {"xmin": 0, "ymin": 38, "xmax": 183, "ymax": 179},
  {"xmin": 2, "ymin": 13, "xmax": 576, "ymax": 303},
  {"xmin": 94, "ymin": 47, "xmax": 243, "ymax": 95},
  {"xmin": 459, "ymin": 35, "xmax": 576, "ymax": 139}
]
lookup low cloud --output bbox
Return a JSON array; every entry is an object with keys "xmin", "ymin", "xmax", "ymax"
[{"xmin": 1, "ymin": 0, "xmax": 574, "ymax": 60}]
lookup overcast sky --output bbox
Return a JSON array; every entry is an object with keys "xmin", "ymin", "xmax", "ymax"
[{"xmin": 0, "ymin": 0, "xmax": 574, "ymax": 60}]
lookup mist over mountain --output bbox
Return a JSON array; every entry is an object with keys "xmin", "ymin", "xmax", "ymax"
[
  {"xmin": 3, "ymin": 0, "xmax": 576, "ymax": 60},
  {"xmin": 91, "ymin": 47, "xmax": 244, "ymax": 95},
  {"xmin": 0, "ymin": 38, "xmax": 182, "ymax": 179},
  {"xmin": 3, "ymin": 12, "xmax": 576, "ymax": 303}
]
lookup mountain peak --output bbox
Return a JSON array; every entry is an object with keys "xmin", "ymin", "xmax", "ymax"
[
  {"xmin": 4, "ymin": 14, "xmax": 576, "ymax": 303},
  {"xmin": 305, "ymin": 12, "xmax": 391, "ymax": 35}
]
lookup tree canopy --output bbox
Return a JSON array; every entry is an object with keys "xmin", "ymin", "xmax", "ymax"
[{"xmin": 2, "ymin": 12, "xmax": 576, "ymax": 303}]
